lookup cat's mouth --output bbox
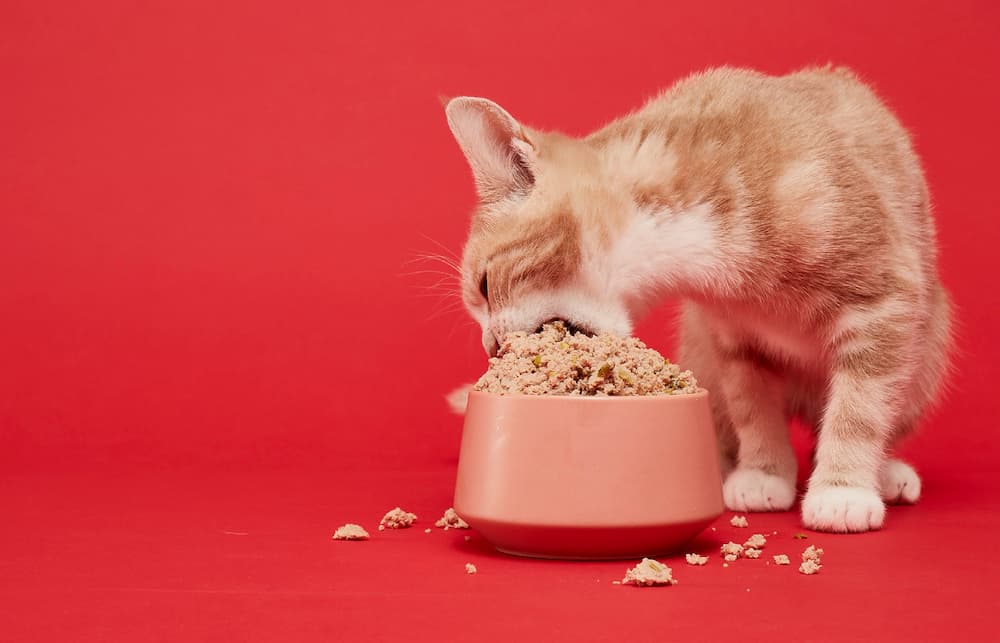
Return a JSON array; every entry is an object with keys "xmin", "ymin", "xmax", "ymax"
[{"xmin": 537, "ymin": 318, "xmax": 595, "ymax": 337}]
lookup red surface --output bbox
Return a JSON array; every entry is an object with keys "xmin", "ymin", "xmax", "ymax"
[{"xmin": 2, "ymin": 1, "xmax": 999, "ymax": 641}]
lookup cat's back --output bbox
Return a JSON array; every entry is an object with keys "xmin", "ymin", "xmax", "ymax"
[
  {"xmin": 642, "ymin": 65, "xmax": 914, "ymax": 158},
  {"xmin": 591, "ymin": 65, "xmax": 938, "ymax": 307},
  {"xmin": 608, "ymin": 66, "xmax": 931, "ymax": 254}
]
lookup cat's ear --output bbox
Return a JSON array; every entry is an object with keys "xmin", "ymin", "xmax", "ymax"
[{"xmin": 445, "ymin": 97, "xmax": 537, "ymax": 202}]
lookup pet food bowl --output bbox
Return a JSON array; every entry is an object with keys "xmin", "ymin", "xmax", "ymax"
[{"xmin": 454, "ymin": 390, "xmax": 723, "ymax": 559}]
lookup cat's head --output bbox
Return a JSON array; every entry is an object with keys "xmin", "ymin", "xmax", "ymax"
[{"xmin": 445, "ymin": 97, "xmax": 650, "ymax": 356}]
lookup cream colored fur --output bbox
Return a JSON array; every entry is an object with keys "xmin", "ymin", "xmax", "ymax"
[{"xmin": 444, "ymin": 66, "xmax": 953, "ymax": 533}]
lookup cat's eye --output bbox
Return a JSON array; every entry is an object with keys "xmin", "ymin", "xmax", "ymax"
[{"xmin": 478, "ymin": 272, "xmax": 489, "ymax": 301}]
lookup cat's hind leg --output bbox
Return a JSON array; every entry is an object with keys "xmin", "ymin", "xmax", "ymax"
[
  {"xmin": 681, "ymin": 305, "xmax": 797, "ymax": 511},
  {"xmin": 879, "ymin": 458, "xmax": 921, "ymax": 504},
  {"xmin": 879, "ymin": 284, "xmax": 952, "ymax": 506}
]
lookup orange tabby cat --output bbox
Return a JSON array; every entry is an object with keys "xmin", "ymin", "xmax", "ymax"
[{"xmin": 443, "ymin": 66, "xmax": 953, "ymax": 533}]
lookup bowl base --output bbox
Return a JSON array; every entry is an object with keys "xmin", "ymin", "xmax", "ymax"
[{"xmin": 469, "ymin": 516, "xmax": 719, "ymax": 561}]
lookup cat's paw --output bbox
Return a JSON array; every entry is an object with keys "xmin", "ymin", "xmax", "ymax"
[
  {"xmin": 879, "ymin": 459, "xmax": 921, "ymax": 504},
  {"xmin": 801, "ymin": 485, "xmax": 885, "ymax": 533},
  {"xmin": 723, "ymin": 468, "xmax": 796, "ymax": 512},
  {"xmin": 445, "ymin": 383, "xmax": 473, "ymax": 415}
]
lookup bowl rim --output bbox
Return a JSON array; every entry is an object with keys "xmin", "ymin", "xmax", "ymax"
[{"xmin": 466, "ymin": 388, "xmax": 709, "ymax": 402}]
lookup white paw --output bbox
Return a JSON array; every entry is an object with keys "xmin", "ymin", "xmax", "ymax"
[
  {"xmin": 801, "ymin": 485, "xmax": 885, "ymax": 533},
  {"xmin": 879, "ymin": 459, "xmax": 921, "ymax": 504},
  {"xmin": 723, "ymin": 468, "xmax": 796, "ymax": 512}
]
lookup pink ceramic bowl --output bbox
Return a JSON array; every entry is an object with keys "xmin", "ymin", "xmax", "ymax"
[{"xmin": 454, "ymin": 390, "xmax": 723, "ymax": 559}]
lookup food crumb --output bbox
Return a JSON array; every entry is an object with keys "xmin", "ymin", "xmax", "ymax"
[
  {"xmin": 744, "ymin": 547, "xmax": 762, "ymax": 559},
  {"xmin": 465, "ymin": 563, "xmax": 477, "ymax": 575},
  {"xmin": 332, "ymin": 524, "xmax": 369, "ymax": 541},
  {"xmin": 743, "ymin": 533, "xmax": 767, "ymax": 549},
  {"xmin": 685, "ymin": 553, "xmax": 708, "ymax": 566},
  {"xmin": 612, "ymin": 580, "xmax": 622, "ymax": 585},
  {"xmin": 793, "ymin": 533, "xmax": 809, "ymax": 540},
  {"xmin": 721, "ymin": 542, "xmax": 744, "ymax": 560},
  {"xmin": 379, "ymin": 507, "xmax": 417, "ymax": 530},
  {"xmin": 722, "ymin": 563, "xmax": 729, "ymax": 568},
  {"xmin": 773, "ymin": 554, "xmax": 791, "ymax": 565},
  {"xmin": 802, "ymin": 545, "xmax": 824, "ymax": 563},
  {"xmin": 621, "ymin": 558, "xmax": 676, "ymax": 586},
  {"xmin": 464, "ymin": 535, "xmax": 471, "ymax": 542},
  {"xmin": 424, "ymin": 528, "xmax": 432, "ymax": 534},
  {"xmin": 435, "ymin": 508, "xmax": 470, "ymax": 529},
  {"xmin": 799, "ymin": 559, "xmax": 822, "ymax": 575},
  {"xmin": 730, "ymin": 515, "xmax": 749, "ymax": 528}
]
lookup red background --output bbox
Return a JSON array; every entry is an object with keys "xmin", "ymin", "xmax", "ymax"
[{"xmin": 2, "ymin": 1, "xmax": 999, "ymax": 640}]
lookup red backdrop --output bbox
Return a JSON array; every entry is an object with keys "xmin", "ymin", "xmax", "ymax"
[{"xmin": 2, "ymin": 1, "xmax": 999, "ymax": 641}]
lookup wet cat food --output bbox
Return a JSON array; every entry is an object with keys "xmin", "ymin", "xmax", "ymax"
[{"xmin": 474, "ymin": 322, "xmax": 698, "ymax": 396}]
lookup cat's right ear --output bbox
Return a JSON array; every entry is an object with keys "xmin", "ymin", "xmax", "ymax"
[{"xmin": 445, "ymin": 97, "xmax": 537, "ymax": 202}]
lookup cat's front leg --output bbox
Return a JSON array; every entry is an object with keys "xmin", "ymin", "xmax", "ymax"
[
  {"xmin": 801, "ymin": 321, "xmax": 915, "ymax": 532},
  {"xmin": 716, "ymin": 348, "xmax": 798, "ymax": 512}
]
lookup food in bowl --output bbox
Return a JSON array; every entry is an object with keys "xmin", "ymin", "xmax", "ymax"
[{"xmin": 473, "ymin": 322, "xmax": 698, "ymax": 396}]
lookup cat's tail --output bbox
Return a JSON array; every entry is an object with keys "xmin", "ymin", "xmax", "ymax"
[{"xmin": 446, "ymin": 383, "xmax": 473, "ymax": 415}]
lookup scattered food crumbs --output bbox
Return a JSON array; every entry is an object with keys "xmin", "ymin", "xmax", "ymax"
[
  {"xmin": 773, "ymin": 554, "xmax": 791, "ymax": 565},
  {"xmin": 802, "ymin": 545, "xmax": 824, "ymax": 562},
  {"xmin": 379, "ymin": 507, "xmax": 417, "ymax": 530},
  {"xmin": 612, "ymin": 580, "xmax": 622, "ymax": 585},
  {"xmin": 730, "ymin": 515, "xmax": 749, "ymax": 528},
  {"xmin": 332, "ymin": 524, "xmax": 369, "ymax": 541},
  {"xmin": 744, "ymin": 533, "xmax": 767, "ymax": 549},
  {"xmin": 685, "ymin": 553, "xmax": 708, "ymax": 566},
  {"xmin": 799, "ymin": 560, "xmax": 822, "ymax": 575},
  {"xmin": 465, "ymin": 563, "xmax": 477, "ymax": 575},
  {"xmin": 721, "ymin": 542, "xmax": 744, "ymax": 560},
  {"xmin": 793, "ymin": 533, "xmax": 809, "ymax": 540},
  {"xmin": 744, "ymin": 547, "xmax": 762, "ymax": 559},
  {"xmin": 424, "ymin": 528, "xmax": 432, "ymax": 534},
  {"xmin": 621, "ymin": 558, "xmax": 676, "ymax": 586},
  {"xmin": 435, "ymin": 508, "xmax": 470, "ymax": 529},
  {"xmin": 724, "ymin": 554, "xmax": 738, "ymax": 562}
]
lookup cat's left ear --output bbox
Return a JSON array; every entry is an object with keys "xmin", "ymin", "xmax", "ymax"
[{"xmin": 445, "ymin": 97, "xmax": 537, "ymax": 202}]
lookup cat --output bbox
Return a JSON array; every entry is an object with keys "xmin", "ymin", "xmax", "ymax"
[{"xmin": 442, "ymin": 66, "xmax": 953, "ymax": 533}]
